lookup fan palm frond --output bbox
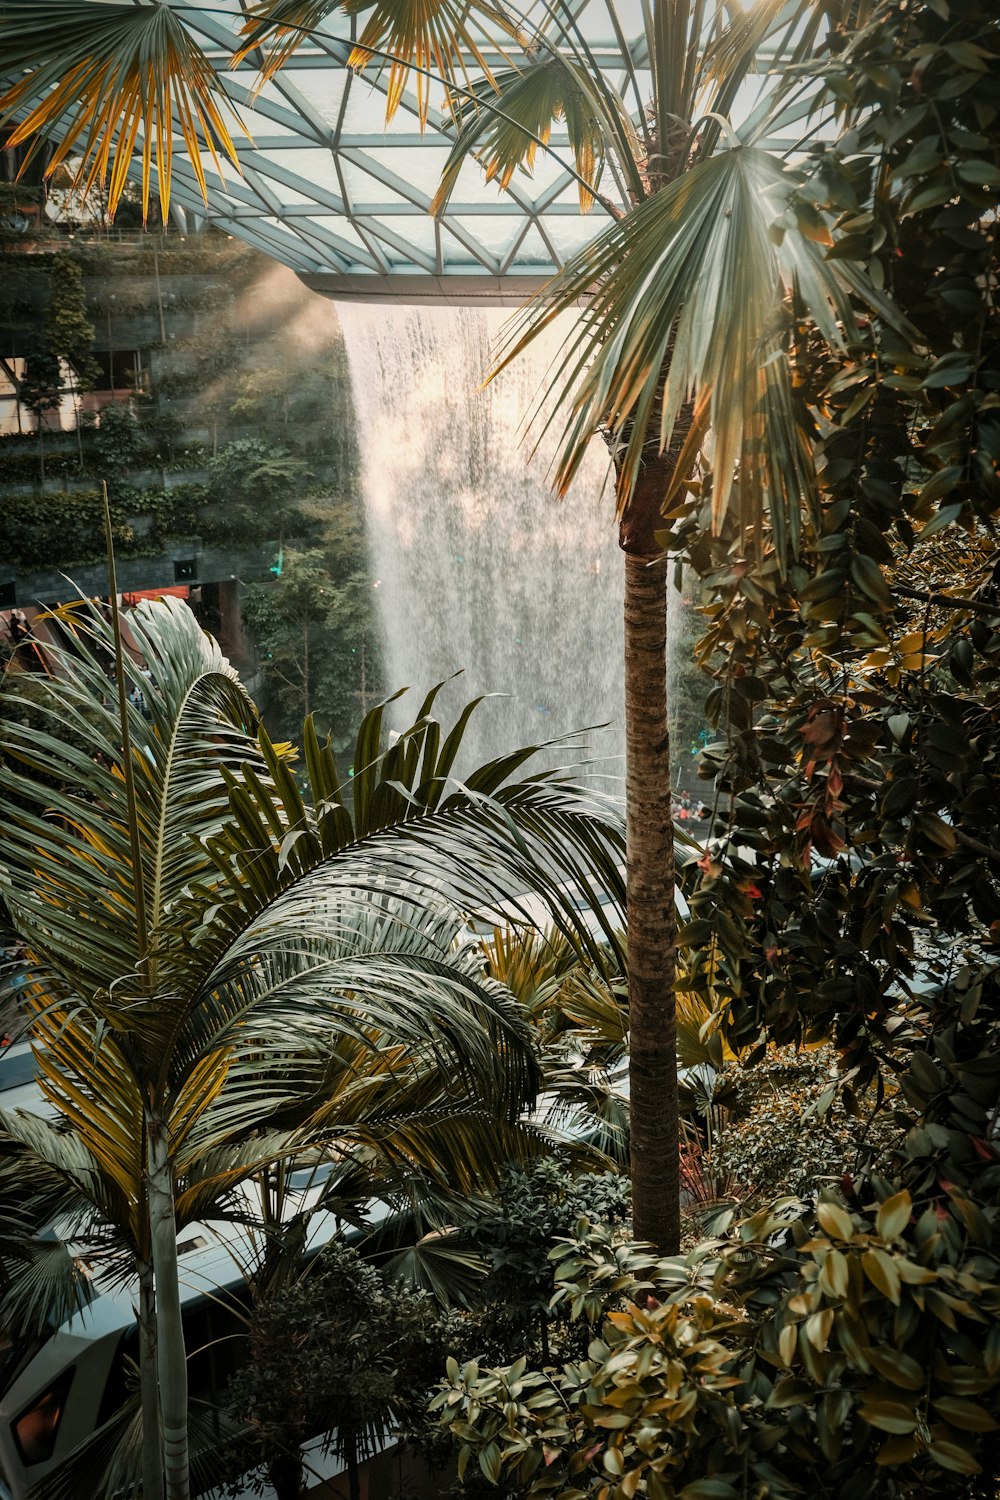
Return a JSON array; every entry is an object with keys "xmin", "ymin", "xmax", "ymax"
[
  {"xmin": 237, "ymin": 0, "xmax": 518, "ymax": 125},
  {"xmin": 0, "ymin": 0, "xmax": 245, "ymax": 220},
  {"xmin": 432, "ymin": 53, "xmax": 633, "ymax": 216},
  {"xmin": 0, "ymin": 1234, "xmax": 92, "ymax": 1346},
  {"xmin": 480, "ymin": 924, "xmax": 577, "ymax": 1015},
  {"xmin": 495, "ymin": 144, "xmax": 896, "ymax": 554},
  {"xmin": 674, "ymin": 988, "xmax": 736, "ymax": 1073},
  {"xmin": 377, "ymin": 1227, "xmax": 486, "ymax": 1306}
]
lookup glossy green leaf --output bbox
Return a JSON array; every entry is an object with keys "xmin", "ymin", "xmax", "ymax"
[
  {"xmin": 932, "ymin": 1397, "xmax": 998, "ymax": 1432},
  {"xmin": 859, "ymin": 1400, "xmax": 918, "ymax": 1434},
  {"xmin": 816, "ymin": 1202, "xmax": 855, "ymax": 1240},
  {"xmin": 927, "ymin": 1439, "xmax": 981, "ymax": 1475},
  {"xmin": 862, "ymin": 1248, "xmax": 902, "ymax": 1305}
]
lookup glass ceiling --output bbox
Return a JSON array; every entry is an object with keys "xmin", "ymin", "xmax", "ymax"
[
  {"xmin": 129, "ymin": 0, "xmax": 646, "ymax": 302},
  {"xmin": 12, "ymin": 1, "xmax": 798, "ymax": 303}
]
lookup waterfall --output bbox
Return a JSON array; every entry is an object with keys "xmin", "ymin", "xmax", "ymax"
[{"xmin": 338, "ymin": 305, "xmax": 624, "ymax": 787}]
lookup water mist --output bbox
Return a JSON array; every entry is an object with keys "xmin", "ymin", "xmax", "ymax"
[{"xmin": 339, "ymin": 304, "xmax": 625, "ymax": 786}]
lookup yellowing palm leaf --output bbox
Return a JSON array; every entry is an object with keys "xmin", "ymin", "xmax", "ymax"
[
  {"xmin": 0, "ymin": 0, "xmax": 246, "ymax": 221},
  {"xmin": 26, "ymin": 997, "xmax": 146, "ymax": 1231},
  {"xmin": 237, "ymin": 0, "xmax": 517, "ymax": 126},
  {"xmin": 432, "ymin": 54, "xmax": 631, "ymax": 216}
]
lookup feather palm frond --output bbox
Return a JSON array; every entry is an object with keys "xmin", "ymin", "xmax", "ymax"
[
  {"xmin": 0, "ymin": 597, "xmax": 268, "ymax": 1053},
  {"xmin": 0, "ymin": 1108, "xmax": 117, "ymax": 1221},
  {"xmin": 200, "ymin": 697, "xmax": 625, "ymax": 973}
]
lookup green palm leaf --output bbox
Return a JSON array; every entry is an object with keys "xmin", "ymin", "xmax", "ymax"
[
  {"xmin": 0, "ymin": 0, "xmax": 246, "ymax": 220},
  {"xmin": 0, "ymin": 1232, "xmax": 92, "ymax": 1346},
  {"xmin": 1, "ymin": 596, "xmax": 268, "ymax": 1032},
  {"xmin": 377, "ymin": 1228, "xmax": 486, "ymax": 1306},
  {"xmin": 204, "ymin": 695, "xmax": 625, "ymax": 964},
  {"xmin": 187, "ymin": 905, "xmax": 540, "ymax": 1113},
  {"xmin": 495, "ymin": 145, "xmax": 863, "ymax": 548}
]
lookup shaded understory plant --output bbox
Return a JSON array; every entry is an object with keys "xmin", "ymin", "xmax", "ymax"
[
  {"xmin": 435, "ymin": 1185, "xmax": 1000, "ymax": 1497},
  {"xmin": 710, "ymin": 1045, "xmax": 902, "ymax": 1210},
  {"xmin": 223, "ymin": 1240, "xmax": 456, "ymax": 1500},
  {"xmin": 0, "ymin": 595, "xmax": 626, "ymax": 1500},
  {"xmin": 431, "ymin": 954, "xmax": 1000, "ymax": 1498},
  {"xmin": 459, "ymin": 1159, "xmax": 631, "ymax": 1368}
]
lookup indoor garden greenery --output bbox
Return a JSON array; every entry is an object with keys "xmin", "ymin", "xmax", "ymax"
[{"xmin": 0, "ymin": 0, "xmax": 997, "ymax": 1496}]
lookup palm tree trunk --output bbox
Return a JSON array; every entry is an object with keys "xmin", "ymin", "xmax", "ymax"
[
  {"xmin": 147, "ymin": 1110, "xmax": 190, "ymax": 1500},
  {"xmin": 346, "ymin": 1430, "xmax": 361, "ymax": 1500},
  {"xmin": 138, "ymin": 1253, "xmax": 165, "ymax": 1500},
  {"xmin": 622, "ymin": 548, "xmax": 679, "ymax": 1253},
  {"xmin": 618, "ymin": 428, "xmax": 682, "ymax": 1255},
  {"xmin": 268, "ymin": 1446, "xmax": 306, "ymax": 1500}
]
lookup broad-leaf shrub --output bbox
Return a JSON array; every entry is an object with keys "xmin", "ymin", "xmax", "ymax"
[
  {"xmin": 434, "ymin": 1187, "xmax": 1000, "ymax": 1499},
  {"xmin": 711, "ymin": 1045, "xmax": 901, "ymax": 1207}
]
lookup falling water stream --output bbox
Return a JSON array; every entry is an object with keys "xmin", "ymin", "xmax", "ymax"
[{"xmin": 338, "ymin": 305, "xmax": 625, "ymax": 786}]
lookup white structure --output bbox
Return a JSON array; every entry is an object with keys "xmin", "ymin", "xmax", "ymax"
[
  {"xmin": 5, "ymin": 1, "xmax": 811, "ymax": 301},
  {"xmin": 99, "ymin": 0, "xmax": 639, "ymax": 301}
]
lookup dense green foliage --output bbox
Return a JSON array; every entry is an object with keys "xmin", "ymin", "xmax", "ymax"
[
  {"xmin": 2, "ymin": 483, "xmax": 230, "ymax": 567},
  {"xmin": 675, "ymin": 0, "xmax": 1000, "ymax": 1076},
  {"xmin": 462, "ymin": 1161, "xmax": 630, "ymax": 1362},
  {"xmin": 205, "ymin": 438, "xmax": 312, "ymax": 543},
  {"xmin": 710, "ymin": 1045, "xmax": 899, "ymax": 1209},
  {"xmin": 0, "ymin": 234, "xmax": 379, "ymax": 744},
  {"xmin": 45, "ymin": 255, "xmax": 98, "ymax": 394},
  {"xmin": 226, "ymin": 1241, "xmax": 453, "ymax": 1500},
  {"xmin": 434, "ymin": 3, "xmax": 1000, "ymax": 1496},
  {"xmin": 436, "ymin": 1184, "xmax": 999, "ymax": 1500}
]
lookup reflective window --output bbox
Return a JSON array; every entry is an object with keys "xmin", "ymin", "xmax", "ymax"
[{"xmin": 12, "ymin": 1368, "xmax": 75, "ymax": 1466}]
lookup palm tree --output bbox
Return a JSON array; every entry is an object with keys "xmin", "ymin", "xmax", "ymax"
[
  {"xmin": 0, "ymin": 596, "xmax": 624, "ymax": 1500},
  {"xmin": 0, "ymin": 907, "xmax": 566, "ymax": 1500},
  {"xmin": 0, "ymin": 0, "xmax": 899, "ymax": 1255},
  {"xmin": 482, "ymin": 924, "xmax": 631, "ymax": 1165},
  {"xmin": 429, "ymin": 0, "xmax": 900, "ymax": 1254}
]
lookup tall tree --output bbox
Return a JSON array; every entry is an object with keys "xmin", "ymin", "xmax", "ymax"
[
  {"xmin": 0, "ymin": 0, "xmax": 898, "ymax": 1254},
  {"xmin": 45, "ymin": 254, "xmax": 99, "ymax": 420},
  {"xmin": 242, "ymin": 544, "xmax": 382, "ymax": 749},
  {"xmin": 18, "ymin": 340, "xmax": 63, "ymax": 480},
  {"xmin": 0, "ymin": 596, "xmax": 625, "ymax": 1500}
]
